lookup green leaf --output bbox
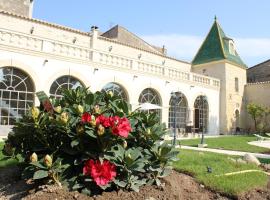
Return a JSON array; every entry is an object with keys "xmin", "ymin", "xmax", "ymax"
[
  {"xmin": 30, "ymin": 161, "xmax": 47, "ymax": 169},
  {"xmin": 81, "ymin": 188, "xmax": 91, "ymax": 195},
  {"xmin": 114, "ymin": 179, "xmax": 127, "ymax": 187},
  {"xmin": 71, "ymin": 139, "xmax": 80, "ymax": 147},
  {"xmin": 85, "ymin": 93, "xmax": 94, "ymax": 105},
  {"xmin": 33, "ymin": 170, "xmax": 48, "ymax": 179},
  {"xmin": 85, "ymin": 130, "xmax": 97, "ymax": 138}
]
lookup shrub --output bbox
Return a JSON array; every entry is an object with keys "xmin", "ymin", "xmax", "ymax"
[{"xmin": 2, "ymin": 87, "xmax": 178, "ymax": 195}]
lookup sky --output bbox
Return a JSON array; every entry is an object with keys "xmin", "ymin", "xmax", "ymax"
[{"xmin": 33, "ymin": 0, "xmax": 270, "ymax": 67}]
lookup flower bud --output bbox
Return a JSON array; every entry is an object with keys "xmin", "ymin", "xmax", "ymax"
[
  {"xmin": 122, "ymin": 140, "xmax": 127, "ymax": 149},
  {"xmin": 60, "ymin": 112, "xmax": 69, "ymax": 124},
  {"xmin": 147, "ymin": 128, "xmax": 151, "ymax": 135},
  {"xmin": 44, "ymin": 154, "xmax": 52, "ymax": 168},
  {"xmin": 77, "ymin": 105, "xmax": 84, "ymax": 114},
  {"xmin": 90, "ymin": 115, "xmax": 96, "ymax": 127},
  {"xmin": 94, "ymin": 105, "xmax": 100, "ymax": 114},
  {"xmin": 54, "ymin": 106, "xmax": 62, "ymax": 113},
  {"xmin": 97, "ymin": 124, "xmax": 105, "ymax": 136},
  {"xmin": 108, "ymin": 91, "xmax": 114, "ymax": 97},
  {"xmin": 31, "ymin": 107, "xmax": 40, "ymax": 120},
  {"xmin": 76, "ymin": 125, "xmax": 84, "ymax": 135},
  {"xmin": 30, "ymin": 152, "xmax": 38, "ymax": 162},
  {"xmin": 127, "ymin": 153, "xmax": 132, "ymax": 159}
]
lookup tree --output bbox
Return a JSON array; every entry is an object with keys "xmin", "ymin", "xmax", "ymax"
[{"xmin": 247, "ymin": 103, "xmax": 265, "ymax": 132}]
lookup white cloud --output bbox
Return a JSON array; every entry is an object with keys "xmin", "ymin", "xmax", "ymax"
[{"xmin": 142, "ymin": 34, "xmax": 270, "ymax": 66}]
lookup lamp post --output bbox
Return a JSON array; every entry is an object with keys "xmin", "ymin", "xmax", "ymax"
[
  {"xmin": 171, "ymin": 92, "xmax": 177, "ymax": 146},
  {"xmin": 198, "ymin": 95, "xmax": 207, "ymax": 148}
]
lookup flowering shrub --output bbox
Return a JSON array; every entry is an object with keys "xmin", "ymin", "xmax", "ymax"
[{"xmin": 3, "ymin": 87, "xmax": 178, "ymax": 195}]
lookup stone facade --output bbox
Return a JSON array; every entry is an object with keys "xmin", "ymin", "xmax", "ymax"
[
  {"xmin": 244, "ymin": 82, "xmax": 270, "ymax": 131},
  {"xmin": 0, "ymin": 11, "xmax": 220, "ymax": 136},
  {"xmin": 247, "ymin": 59, "xmax": 270, "ymax": 83},
  {"xmin": 192, "ymin": 61, "xmax": 246, "ymax": 134},
  {"xmin": 0, "ymin": 0, "xmax": 33, "ymax": 17}
]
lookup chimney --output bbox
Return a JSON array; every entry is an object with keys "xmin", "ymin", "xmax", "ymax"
[{"xmin": 162, "ymin": 45, "xmax": 167, "ymax": 55}]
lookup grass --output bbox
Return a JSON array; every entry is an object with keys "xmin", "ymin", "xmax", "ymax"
[
  {"xmin": 173, "ymin": 149, "xmax": 269, "ymax": 196},
  {"xmin": 179, "ymin": 136, "xmax": 269, "ymax": 153},
  {"xmin": 0, "ymin": 141, "xmax": 18, "ymax": 168}
]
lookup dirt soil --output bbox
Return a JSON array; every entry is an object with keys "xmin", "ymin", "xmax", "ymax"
[{"xmin": 0, "ymin": 166, "xmax": 269, "ymax": 200}]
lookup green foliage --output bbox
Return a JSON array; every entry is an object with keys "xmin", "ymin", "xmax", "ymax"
[
  {"xmin": 174, "ymin": 150, "xmax": 268, "ymax": 196},
  {"xmin": 247, "ymin": 103, "xmax": 266, "ymax": 132},
  {"xmin": 2, "ymin": 87, "xmax": 177, "ymax": 195},
  {"xmin": 180, "ymin": 136, "xmax": 269, "ymax": 153}
]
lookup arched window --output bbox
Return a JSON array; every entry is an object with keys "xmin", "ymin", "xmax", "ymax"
[
  {"xmin": 0, "ymin": 67, "xmax": 35, "ymax": 125},
  {"xmin": 50, "ymin": 75, "xmax": 83, "ymax": 98},
  {"xmin": 168, "ymin": 92, "xmax": 188, "ymax": 129},
  {"xmin": 139, "ymin": 88, "xmax": 162, "ymax": 120},
  {"xmin": 102, "ymin": 82, "xmax": 128, "ymax": 101},
  {"xmin": 194, "ymin": 95, "xmax": 208, "ymax": 133}
]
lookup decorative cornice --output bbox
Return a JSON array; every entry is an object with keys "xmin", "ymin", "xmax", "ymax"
[
  {"xmin": 98, "ymin": 36, "xmax": 190, "ymax": 64},
  {"xmin": 246, "ymin": 81, "xmax": 270, "ymax": 86},
  {"xmin": 0, "ymin": 11, "xmax": 90, "ymax": 36}
]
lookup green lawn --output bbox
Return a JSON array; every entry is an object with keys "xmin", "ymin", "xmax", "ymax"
[
  {"xmin": 0, "ymin": 141, "xmax": 18, "ymax": 168},
  {"xmin": 173, "ymin": 149, "xmax": 269, "ymax": 196},
  {"xmin": 180, "ymin": 136, "xmax": 269, "ymax": 153}
]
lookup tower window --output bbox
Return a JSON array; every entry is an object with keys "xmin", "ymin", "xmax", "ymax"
[
  {"xmin": 229, "ymin": 41, "xmax": 236, "ymax": 55},
  {"xmin": 235, "ymin": 77, "xmax": 239, "ymax": 92}
]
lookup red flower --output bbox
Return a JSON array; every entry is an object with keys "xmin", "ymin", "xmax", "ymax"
[
  {"xmin": 96, "ymin": 115, "xmax": 111, "ymax": 128},
  {"xmin": 83, "ymin": 159, "xmax": 116, "ymax": 186},
  {"xmin": 110, "ymin": 116, "xmax": 131, "ymax": 138},
  {"xmin": 81, "ymin": 112, "xmax": 91, "ymax": 123}
]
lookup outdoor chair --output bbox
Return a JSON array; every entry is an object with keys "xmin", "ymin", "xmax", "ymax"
[{"xmin": 253, "ymin": 134, "xmax": 270, "ymax": 141}]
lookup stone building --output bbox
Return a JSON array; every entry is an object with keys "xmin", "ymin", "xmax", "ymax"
[{"xmin": 0, "ymin": 0, "xmax": 259, "ymax": 136}]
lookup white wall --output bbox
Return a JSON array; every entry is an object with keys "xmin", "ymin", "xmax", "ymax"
[{"xmin": 0, "ymin": 49, "xmax": 220, "ymax": 136}]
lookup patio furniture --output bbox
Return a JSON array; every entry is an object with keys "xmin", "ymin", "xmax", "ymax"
[{"xmin": 253, "ymin": 134, "xmax": 270, "ymax": 141}]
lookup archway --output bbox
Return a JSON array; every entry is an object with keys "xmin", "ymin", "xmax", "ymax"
[
  {"xmin": 138, "ymin": 88, "xmax": 162, "ymax": 120},
  {"xmin": 102, "ymin": 82, "xmax": 129, "ymax": 102},
  {"xmin": 0, "ymin": 67, "xmax": 35, "ymax": 125},
  {"xmin": 49, "ymin": 75, "xmax": 84, "ymax": 98},
  {"xmin": 168, "ymin": 92, "xmax": 188, "ymax": 130}
]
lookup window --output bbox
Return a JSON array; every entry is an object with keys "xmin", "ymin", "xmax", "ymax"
[
  {"xmin": 0, "ymin": 67, "xmax": 35, "ymax": 125},
  {"xmin": 168, "ymin": 92, "xmax": 188, "ymax": 129},
  {"xmin": 102, "ymin": 82, "xmax": 128, "ymax": 101},
  {"xmin": 50, "ymin": 75, "xmax": 83, "ymax": 98},
  {"xmin": 229, "ymin": 41, "xmax": 236, "ymax": 55},
  {"xmin": 138, "ymin": 88, "xmax": 162, "ymax": 120},
  {"xmin": 194, "ymin": 95, "xmax": 208, "ymax": 133},
  {"xmin": 235, "ymin": 77, "xmax": 239, "ymax": 92}
]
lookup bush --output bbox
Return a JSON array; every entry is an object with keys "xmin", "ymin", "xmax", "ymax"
[{"xmin": 2, "ymin": 87, "xmax": 178, "ymax": 195}]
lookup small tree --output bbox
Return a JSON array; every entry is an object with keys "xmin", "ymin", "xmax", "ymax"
[{"xmin": 247, "ymin": 103, "xmax": 264, "ymax": 132}]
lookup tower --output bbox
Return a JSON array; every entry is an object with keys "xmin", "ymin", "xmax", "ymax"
[
  {"xmin": 0, "ymin": 0, "xmax": 34, "ymax": 18},
  {"xmin": 192, "ymin": 17, "xmax": 247, "ymax": 134}
]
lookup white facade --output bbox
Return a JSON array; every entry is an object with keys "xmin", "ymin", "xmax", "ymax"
[{"xmin": 0, "ymin": 11, "xmax": 220, "ymax": 136}]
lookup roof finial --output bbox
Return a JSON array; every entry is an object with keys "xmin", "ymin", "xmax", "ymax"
[{"xmin": 214, "ymin": 15, "xmax": 217, "ymax": 21}]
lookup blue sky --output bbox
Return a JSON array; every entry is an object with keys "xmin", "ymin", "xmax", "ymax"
[{"xmin": 33, "ymin": 0, "xmax": 270, "ymax": 67}]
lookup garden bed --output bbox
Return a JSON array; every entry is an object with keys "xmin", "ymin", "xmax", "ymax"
[{"xmin": 0, "ymin": 166, "xmax": 269, "ymax": 200}]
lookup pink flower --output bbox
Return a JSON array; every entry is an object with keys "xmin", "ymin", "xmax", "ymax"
[
  {"xmin": 81, "ymin": 112, "xmax": 91, "ymax": 123},
  {"xmin": 96, "ymin": 115, "xmax": 111, "ymax": 128},
  {"xmin": 83, "ymin": 159, "xmax": 116, "ymax": 186},
  {"xmin": 110, "ymin": 116, "xmax": 131, "ymax": 138}
]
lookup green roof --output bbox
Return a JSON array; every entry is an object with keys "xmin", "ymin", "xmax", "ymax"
[{"xmin": 192, "ymin": 18, "xmax": 246, "ymax": 68}]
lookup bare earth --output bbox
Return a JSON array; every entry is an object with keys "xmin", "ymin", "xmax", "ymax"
[{"xmin": 0, "ymin": 166, "xmax": 269, "ymax": 200}]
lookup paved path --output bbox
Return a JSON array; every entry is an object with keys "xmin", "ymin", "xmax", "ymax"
[
  {"xmin": 180, "ymin": 145, "xmax": 270, "ymax": 159},
  {"xmin": 248, "ymin": 141, "xmax": 270, "ymax": 149}
]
